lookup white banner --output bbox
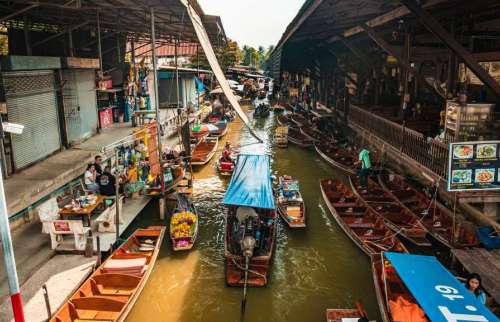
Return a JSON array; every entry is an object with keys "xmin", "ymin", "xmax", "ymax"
[{"xmin": 180, "ymin": 0, "xmax": 262, "ymax": 142}]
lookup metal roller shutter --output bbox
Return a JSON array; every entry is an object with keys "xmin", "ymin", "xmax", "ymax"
[
  {"xmin": 63, "ymin": 70, "xmax": 98, "ymax": 143},
  {"xmin": 3, "ymin": 71, "xmax": 61, "ymax": 170}
]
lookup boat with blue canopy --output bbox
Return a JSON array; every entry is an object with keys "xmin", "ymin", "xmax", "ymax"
[
  {"xmin": 372, "ymin": 252, "xmax": 499, "ymax": 322},
  {"xmin": 223, "ymin": 154, "xmax": 277, "ymax": 287}
]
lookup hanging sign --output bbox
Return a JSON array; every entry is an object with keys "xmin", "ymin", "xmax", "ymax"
[{"xmin": 448, "ymin": 140, "xmax": 500, "ymax": 191}]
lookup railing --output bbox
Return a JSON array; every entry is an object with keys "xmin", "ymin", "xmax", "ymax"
[{"xmin": 348, "ymin": 104, "xmax": 449, "ymax": 178}]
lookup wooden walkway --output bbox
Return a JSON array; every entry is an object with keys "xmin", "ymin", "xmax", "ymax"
[{"xmin": 452, "ymin": 248, "xmax": 500, "ymax": 303}]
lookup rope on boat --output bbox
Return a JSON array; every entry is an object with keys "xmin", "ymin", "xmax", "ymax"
[
  {"xmin": 231, "ymin": 258, "xmax": 268, "ymax": 284},
  {"xmin": 373, "ymin": 178, "xmax": 439, "ymax": 245}
]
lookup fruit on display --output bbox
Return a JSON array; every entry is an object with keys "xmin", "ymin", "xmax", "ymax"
[{"xmin": 170, "ymin": 211, "xmax": 197, "ymax": 238}]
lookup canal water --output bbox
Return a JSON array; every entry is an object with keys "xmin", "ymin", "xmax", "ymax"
[{"xmin": 125, "ymin": 109, "xmax": 380, "ymax": 322}]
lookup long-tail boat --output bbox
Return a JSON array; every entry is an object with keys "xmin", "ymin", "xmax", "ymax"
[
  {"xmin": 378, "ymin": 174, "xmax": 479, "ymax": 248},
  {"xmin": 170, "ymin": 194, "xmax": 199, "ymax": 251},
  {"xmin": 277, "ymin": 175, "xmax": 306, "ymax": 228},
  {"xmin": 326, "ymin": 301, "xmax": 369, "ymax": 322},
  {"xmin": 300, "ymin": 125, "xmax": 331, "ymax": 143},
  {"xmin": 276, "ymin": 114, "xmax": 292, "ymax": 126},
  {"xmin": 191, "ymin": 137, "xmax": 218, "ymax": 166},
  {"xmin": 349, "ymin": 176, "xmax": 432, "ymax": 247},
  {"xmin": 372, "ymin": 252, "xmax": 497, "ymax": 322},
  {"xmin": 288, "ymin": 128, "xmax": 313, "ymax": 148},
  {"xmin": 210, "ymin": 121, "xmax": 228, "ymax": 138},
  {"xmin": 320, "ymin": 179, "xmax": 408, "ymax": 257},
  {"xmin": 223, "ymin": 154, "xmax": 277, "ymax": 287},
  {"xmin": 290, "ymin": 114, "xmax": 309, "ymax": 127},
  {"xmin": 315, "ymin": 143, "xmax": 357, "ymax": 175},
  {"xmin": 50, "ymin": 226, "xmax": 166, "ymax": 322}
]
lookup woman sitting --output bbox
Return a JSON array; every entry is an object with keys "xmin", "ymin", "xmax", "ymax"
[{"xmin": 84, "ymin": 164, "xmax": 99, "ymax": 192}]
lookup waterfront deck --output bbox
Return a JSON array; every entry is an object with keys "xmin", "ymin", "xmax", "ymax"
[{"xmin": 452, "ymin": 248, "xmax": 500, "ymax": 303}]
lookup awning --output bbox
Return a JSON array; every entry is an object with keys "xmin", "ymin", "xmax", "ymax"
[
  {"xmin": 181, "ymin": 0, "xmax": 262, "ymax": 143},
  {"xmin": 384, "ymin": 252, "xmax": 498, "ymax": 322},
  {"xmin": 223, "ymin": 154, "xmax": 275, "ymax": 209}
]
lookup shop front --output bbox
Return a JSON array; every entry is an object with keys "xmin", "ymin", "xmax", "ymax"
[
  {"xmin": 61, "ymin": 58, "xmax": 100, "ymax": 145},
  {"xmin": 1, "ymin": 56, "xmax": 63, "ymax": 172}
]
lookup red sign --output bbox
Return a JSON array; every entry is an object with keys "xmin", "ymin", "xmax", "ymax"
[{"xmin": 99, "ymin": 108, "xmax": 113, "ymax": 128}]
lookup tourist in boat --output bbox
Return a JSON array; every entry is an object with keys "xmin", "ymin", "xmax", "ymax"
[
  {"xmin": 465, "ymin": 273, "xmax": 487, "ymax": 305},
  {"xmin": 355, "ymin": 147, "xmax": 371, "ymax": 188},
  {"xmin": 84, "ymin": 163, "xmax": 99, "ymax": 192}
]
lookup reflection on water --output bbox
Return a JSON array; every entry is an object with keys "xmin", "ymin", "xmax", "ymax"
[{"xmin": 126, "ymin": 110, "xmax": 380, "ymax": 322}]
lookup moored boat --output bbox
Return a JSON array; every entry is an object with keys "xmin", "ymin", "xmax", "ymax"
[
  {"xmin": 210, "ymin": 121, "xmax": 229, "ymax": 138},
  {"xmin": 191, "ymin": 137, "xmax": 218, "ymax": 166},
  {"xmin": 287, "ymin": 127, "xmax": 313, "ymax": 148},
  {"xmin": 276, "ymin": 114, "xmax": 292, "ymax": 126},
  {"xmin": 290, "ymin": 114, "xmax": 309, "ymax": 127},
  {"xmin": 50, "ymin": 226, "xmax": 166, "ymax": 322},
  {"xmin": 277, "ymin": 176, "xmax": 306, "ymax": 228},
  {"xmin": 315, "ymin": 143, "xmax": 357, "ymax": 175},
  {"xmin": 274, "ymin": 126, "xmax": 288, "ymax": 148},
  {"xmin": 170, "ymin": 194, "xmax": 198, "ymax": 251},
  {"xmin": 320, "ymin": 179, "xmax": 408, "ymax": 257},
  {"xmin": 326, "ymin": 302, "xmax": 369, "ymax": 322},
  {"xmin": 349, "ymin": 176, "xmax": 432, "ymax": 247},
  {"xmin": 254, "ymin": 103, "xmax": 270, "ymax": 117},
  {"xmin": 378, "ymin": 173, "xmax": 479, "ymax": 248},
  {"xmin": 300, "ymin": 126, "xmax": 331, "ymax": 143},
  {"xmin": 372, "ymin": 252, "xmax": 498, "ymax": 322},
  {"xmin": 272, "ymin": 104, "xmax": 286, "ymax": 113},
  {"xmin": 223, "ymin": 154, "xmax": 277, "ymax": 287}
]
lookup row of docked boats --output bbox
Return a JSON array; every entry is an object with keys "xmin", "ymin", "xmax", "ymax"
[{"xmin": 275, "ymin": 111, "xmax": 494, "ymax": 321}]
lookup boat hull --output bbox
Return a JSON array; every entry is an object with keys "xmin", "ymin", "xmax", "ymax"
[
  {"xmin": 191, "ymin": 138, "xmax": 219, "ymax": 166},
  {"xmin": 315, "ymin": 145, "xmax": 356, "ymax": 175},
  {"xmin": 277, "ymin": 203, "xmax": 306, "ymax": 228},
  {"xmin": 326, "ymin": 309, "xmax": 362, "ymax": 322}
]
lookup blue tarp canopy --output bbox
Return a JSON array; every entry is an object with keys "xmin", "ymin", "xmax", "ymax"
[
  {"xmin": 223, "ymin": 154, "xmax": 275, "ymax": 209},
  {"xmin": 385, "ymin": 252, "xmax": 499, "ymax": 322}
]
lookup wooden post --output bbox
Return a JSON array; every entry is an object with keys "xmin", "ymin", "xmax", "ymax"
[
  {"xmin": 42, "ymin": 284, "xmax": 51, "ymax": 318},
  {"xmin": 399, "ymin": 27, "xmax": 410, "ymax": 120},
  {"xmin": 159, "ymin": 197, "xmax": 165, "ymax": 220}
]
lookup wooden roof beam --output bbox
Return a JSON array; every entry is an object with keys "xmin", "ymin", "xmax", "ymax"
[
  {"xmin": 326, "ymin": 0, "xmax": 447, "ymax": 44},
  {"xmin": 401, "ymin": 0, "xmax": 500, "ymax": 99}
]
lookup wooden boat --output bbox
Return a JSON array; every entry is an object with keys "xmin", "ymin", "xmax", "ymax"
[
  {"xmin": 272, "ymin": 104, "xmax": 286, "ymax": 113},
  {"xmin": 170, "ymin": 194, "xmax": 198, "ymax": 251},
  {"xmin": 315, "ymin": 143, "xmax": 357, "ymax": 175},
  {"xmin": 206, "ymin": 113, "xmax": 223, "ymax": 124},
  {"xmin": 377, "ymin": 174, "xmax": 479, "ymax": 248},
  {"xmin": 290, "ymin": 114, "xmax": 309, "ymax": 127},
  {"xmin": 287, "ymin": 128, "xmax": 313, "ymax": 148},
  {"xmin": 223, "ymin": 154, "xmax": 277, "ymax": 287},
  {"xmin": 216, "ymin": 154, "xmax": 236, "ymax": 176},
  {"xmin": 191, "ymin": 137, "xmax": 218, "ymax": 166},
  {"xmin": 320, "ymin": 179, "xmax": 408, "ymax": 257},
  {"xmin": 349, "ymin": 176, "xmax": 432, "ymax": 247},
  {"xmin": 254, "ymin": 103, "xmax": 270, "ymax": 117},
  {"xmin": 190, "ymin": 128, "xmax": 210, "ymax": 142},
  {"xmin": 326, "ymin": 309, "xmax": 363, "ymax": 322},
  {"xmin": 50, "ymin": 226, "xmax": 166, "ymax": 322},
  {"xmin": 300, "ymin": 126, "xmax": 331, "ymax": 143},
  {"xmin": 274, "ymin": 126, "xmax": 288, "ymax": 148},
  {"xmin": 276, "ymin": 114, "xmax": 292, "ymax": 126},
  {"xmin": 209, "ymin": 121, "xmax": 228, "ymax": 138},
  {"xmin": 277, "ymin": 176, "xmax": 306, "ymax": 228}
]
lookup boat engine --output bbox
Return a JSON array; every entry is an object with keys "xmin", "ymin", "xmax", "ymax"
[{"xmin": 241, "ymin": 235, "xmax": 256, "ymax": 258}]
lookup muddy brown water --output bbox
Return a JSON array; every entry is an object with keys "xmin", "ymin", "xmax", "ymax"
[{"xmin": 125, "ymin": 110, "xmax": 381, "ymax": 322}]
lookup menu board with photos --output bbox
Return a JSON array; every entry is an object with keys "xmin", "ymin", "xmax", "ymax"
[{"xmin": 448, "ymin": 141, "xmax": 500, "ymax": 191}]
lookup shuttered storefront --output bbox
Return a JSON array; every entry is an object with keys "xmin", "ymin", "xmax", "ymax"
[
  {"xmin": 3, "ymin": 71, "xmax": 61, "ymax": 170},
  {"xmin": 62, "ymin": 69, "xmax": 98, "ymax": 143}
]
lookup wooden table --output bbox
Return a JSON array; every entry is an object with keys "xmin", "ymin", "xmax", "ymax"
[{"xmin": 59, "ymin": 195, "xmax": 105, "ymax": 226}]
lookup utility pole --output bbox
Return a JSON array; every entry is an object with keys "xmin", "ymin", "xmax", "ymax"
[{"xmin": 0, "ymin": 119, "xmax": 25, "ymax": 322}]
